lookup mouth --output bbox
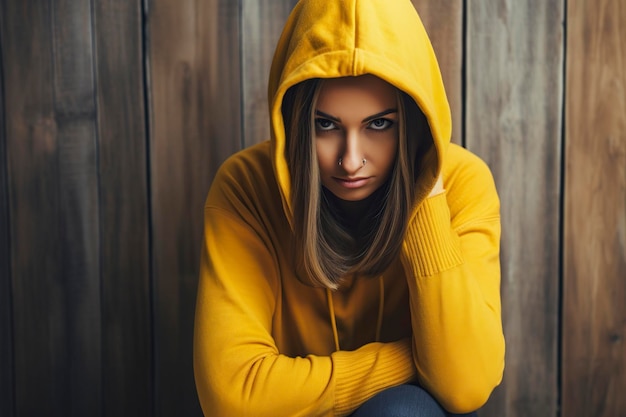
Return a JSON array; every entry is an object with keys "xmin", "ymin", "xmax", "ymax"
[{"xmin": 333, "ymin": 177, "xmax": 371, "ymax": 189}]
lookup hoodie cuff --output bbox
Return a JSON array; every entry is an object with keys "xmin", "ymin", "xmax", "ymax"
[
  {"xmin": 332, "ymin": 340, "xmax": 415, "ymax": 416},
  {"xmin": 402, "ymin": 193, "xmax": 463, "ymax": 277}
]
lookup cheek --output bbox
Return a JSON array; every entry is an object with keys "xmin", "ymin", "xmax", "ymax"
[
  {"xmin": 375, "ymin": 135, "xmax": 399, "ymax": 170},
  {"xmin": 315, "ymin": 140, "xmax": 336, "ymax": 173}
]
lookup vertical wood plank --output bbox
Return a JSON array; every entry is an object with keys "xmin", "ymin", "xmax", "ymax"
[
  {"xmin": 465, "ymin": 1, "xmax": 564, "ymax": 416},
  {"xmin": 1, "ymin": 0, "xmax": 102, "ymax": 415},
  {"xmin": 49, "ymin": 1, "xmax": 102, "ymax": 413},
  {"xmin": 93, "ymin": 0, "xmax": 152, "ymax": 415},
  {"xmin": 412, "ymin": 0, "xmax": 464, "ymax": 145},
  {"xmin": 241, "ymin": 0, "xmax": 298, "ymax": 147},
  {"xmin": 563, "ymin": 0, "xmax": 626, "ymax": 416},
  {"xmin": 1, "ymin": 3, "xmax": 61, "ymax": 412},
  {"xmin": 148, "ymin": 0, "xmax": 242, "ymax": 415},
  {"xmin": 0, "ymin": 15, "xmax": 15, "ymax": 415}
]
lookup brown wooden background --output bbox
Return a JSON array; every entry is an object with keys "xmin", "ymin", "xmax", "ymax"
[{"xmin": 1, "ymin": 0, "xmax": 624, "ymax": 416}]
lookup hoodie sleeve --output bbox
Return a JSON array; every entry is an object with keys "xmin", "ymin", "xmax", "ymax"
[
  {"xmin": 194, "ymin": 167, "xmax": 416, "ymax": 417},
  {"xmin": 400, "ymin": 145, "xmax": 505, "ymax": 413}
]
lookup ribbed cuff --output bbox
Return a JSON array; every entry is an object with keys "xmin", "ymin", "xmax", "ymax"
[
  {"xmin": 403, "ymin": 193, "xmax": 463, "ymax": 277},
  {"xmin": 332, "ymin": 340, "xmax": 415, "ymax": 416}
]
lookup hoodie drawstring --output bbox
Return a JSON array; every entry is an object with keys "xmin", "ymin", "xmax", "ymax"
[
  {"xmin": 375, "ymin": 276, "xmax": 384, "ymax": 342},
  {"xmin": 326, "ymin": 275, "xmax": 385, "ymax": 352},
  {"xmin": 326, "ymin": 287, "xmax": 341, "ymax": 351}
]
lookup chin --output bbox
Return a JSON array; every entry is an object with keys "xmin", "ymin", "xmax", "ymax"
[{"xmin": 330, "ymin": 188, "xmax": 375, "ymax": 202}]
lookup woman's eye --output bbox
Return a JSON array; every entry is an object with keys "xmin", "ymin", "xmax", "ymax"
[
  {"xmin": 368, "ymin": 118, "xmax": 393, "ymax": 130},
  {"xmin": 315, "ymin": 118, "xmax": 337, "ymax": 131}
]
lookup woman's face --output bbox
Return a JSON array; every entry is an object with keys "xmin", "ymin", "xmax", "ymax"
[{"xmin": 315, "ymin": 74, "xmax": 399, "ymax": 202}]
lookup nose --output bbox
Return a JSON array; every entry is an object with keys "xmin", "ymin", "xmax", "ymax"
[{"xmin": 339, "ymin": 130, "xmax": 364, "ymax": 174}]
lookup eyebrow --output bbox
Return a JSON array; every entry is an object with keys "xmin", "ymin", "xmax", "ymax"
[
  {"xmin": 315, "ymin": 108, "xmax": 398, "ymax": 124},
  {"xmin": 363, "ymin": 109, "xmax": 398, "ymax": 123}
]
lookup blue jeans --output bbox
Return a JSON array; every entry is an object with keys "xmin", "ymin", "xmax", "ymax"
[{"xmin": 350, "ymin": 384, "xmax": 479, "ymax": 417}]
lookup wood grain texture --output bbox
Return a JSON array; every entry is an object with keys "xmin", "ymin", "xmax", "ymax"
[
  {"xmin": 0, "ymin": 2, "xmax": 623, "ymax": 417},
  {"xmin": 148, "ymin": 0, "xmax": 242, "ymax": 415},
  {"xmin": 241, "ymin": 0, "xmax": 298, "ymax": 147},
  {"xmin": 563, "ymin": 0, "xmax": 626, "ymax": 416},
  {"xmin": 50, "ymin": 1, "xmax": 102, "ymax": 413},
  {"xmin": 465, "ymin": 1, "xmax": 564, "ymax": 416},
  {"xmin": 0, "ymin": 9, "xmax": 15, "ymax": 414},
  {"xmin": 2, "ymin": 0, "xmax": 102, "ymax": 415},
  {"xmin": 412, "ymin": 0, "xmax": 464, "ymax": 145},
  {"xmin": 1, "ymin": 4, "xmax": 62, "ymax": 411},
  {"xmin": 93, "ymin": 0, "xmax": 152, "ymax": 415}
]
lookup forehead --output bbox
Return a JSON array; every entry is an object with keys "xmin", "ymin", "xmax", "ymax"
[{"xmin": 317, "ymin": 75, "xmax": 397, "ymax": 110}]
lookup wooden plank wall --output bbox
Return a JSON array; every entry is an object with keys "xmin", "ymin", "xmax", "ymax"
[
  {"xmin": 147, "ymin": 0, "xmax": 240, "ymax": 415},
  {"xmin": 2, "ymin": 1, "xmax": 102, "ymax": 415},
  {"xmin": 0, "ymin": 0, "xmax": 154, "ymax": 416},
  {"xmin": 0, "ymin": 7, "xmax": 14, "ymax": 414},
  {"xmin": 466, "ymin": 2, "xmax": 565, "ymax": 416},
  {"xmin": 563, "ymin": 0, "xmax": 626, "ymax": 416},
  {"xmin": 0, "ymin": 1, "xmax": 624, "ymax": 416},
  {"xmin": 94, "ymin": 1, "xmax": 153, "ymax": 415}
]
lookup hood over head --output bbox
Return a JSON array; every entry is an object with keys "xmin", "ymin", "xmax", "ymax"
[{"xmin": 268, "ymin": 0, "xmax": 451, "ymax": 222}]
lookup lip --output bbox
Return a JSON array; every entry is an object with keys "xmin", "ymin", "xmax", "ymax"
[{"xmin": 333, "ymin": 176, "xmax": 371, "ymax": 189}]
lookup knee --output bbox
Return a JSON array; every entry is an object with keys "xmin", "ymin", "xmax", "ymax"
[{"xmin": 352, "ymin": 384, "xmax": 447, "ymax": 417}]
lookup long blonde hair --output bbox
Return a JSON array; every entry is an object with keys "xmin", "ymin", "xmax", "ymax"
[{"xmin": 283, "ymin": 78, "xmax": 428, "ymax": 289}]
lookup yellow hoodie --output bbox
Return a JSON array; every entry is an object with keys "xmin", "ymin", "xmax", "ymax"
[{"xmin": 194, "ymin": 1, "xmax": 505, "ymax": 416}]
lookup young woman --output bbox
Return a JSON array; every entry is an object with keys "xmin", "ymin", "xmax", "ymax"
[{"xmin": 193, "ymin": 1, "xmax": 505, "ymax": 416}]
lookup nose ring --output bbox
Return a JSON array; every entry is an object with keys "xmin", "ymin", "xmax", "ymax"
[{"xmin": 338, "ymin": 158, "xmax": 367, "ymax": 166}]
